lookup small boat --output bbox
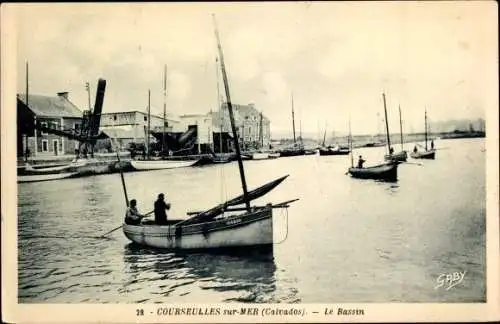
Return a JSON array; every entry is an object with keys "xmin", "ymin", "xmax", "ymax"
[
  {"xmin": 130, "ymin": 159, "xmax": 198, "ymax": 171},
  {"xmin": 250, "ymin": 152, "xmax": 270, "ymax": 160},
  {"xmin": 384, "ymin": 105, "xmax": 407, "ymax": 162},
  {"xmin": 279, "ymin": 93, "xmax": 305, "ymax": 158},
  {"xmin": 18, "ymin": 172, "xmax": 78, "ymax": 183},
  {"xmin": 410, "ymin": 108, "xmax": 436, "ymax": 160},
  {"xmin": 121, "ymin": 16, "xmax": 297, "ymax": 251},
  {"xmin": 348, "ymin": 161, "xmax": 398, "ymax": 182},
  {"xmin": 346, "ymin": 93, "xmax": 399, "ymax": 182},
  {"xmin": 410, "ymin": 149, "xmax": 435, "ymax": 159},
  {"xmin": 279, "ymin": 147, "xmax": 305, "ymax": 157},
  {"xmin": 319, "ymin": 146, "xmax": 350, "ymax": 156},
  {"xmin": 384, "ymin": 150, "xmax": 408, "ymax": 162}
]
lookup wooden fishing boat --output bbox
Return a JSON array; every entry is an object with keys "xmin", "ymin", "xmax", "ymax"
[
  {"xmin": 384, "ymin": 104, "xmax": 408, "ymax": 162},
  {"xmin": 384, "ymin": 150, "xmax": 408, "ymax": 162},
  {"xmin": 410, "ymin": 149, "xmax": 435, "ymax": 159},
  {"xmin": 279, "ymin": 93, "xmax": 305, "ymax": 158},
  {"xmin": 348, "ymin": 161, "xmax": 398, "ymax": 182},
  {"xmin": 410, "ymin": 108, "xmax": 436, "ymax": 160},
  {"xmin": 18, "ymin": 172, "xmax": 79, "ymax": 183},
  {"xmin": 346, "ymin": 93, "xmax": 399, "ymax": 182},
  {"xmin": 121, "ymin": 15, "xmax": 297, "ymax": 251},
  {"xmin": 319, "ymin": 146, "xmax": 350, "ymax": 156}
]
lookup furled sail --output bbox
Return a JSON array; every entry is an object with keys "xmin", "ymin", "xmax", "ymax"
[{"xmin": 178, "ymin": 174, "xmax": 289, "ymax": 225}]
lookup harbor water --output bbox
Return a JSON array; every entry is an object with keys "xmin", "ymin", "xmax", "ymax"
[{"xmin": 17, "ymin": 138, "xmax": 486, "ymax": 303}]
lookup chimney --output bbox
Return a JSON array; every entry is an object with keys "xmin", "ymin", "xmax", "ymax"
[{"xmin": 57, "ymin": 91, "xmax": 69, "ymax": 100}]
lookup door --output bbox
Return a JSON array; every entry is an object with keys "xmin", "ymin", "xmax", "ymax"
[{"xmin": 53, "ymin": 140, "xmax": 59, "ymax": 156}]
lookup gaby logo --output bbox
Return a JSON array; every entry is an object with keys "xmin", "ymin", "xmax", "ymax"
[{"xmin": 435, "ymin": 271, "xmax": 466, "ymax": 290}]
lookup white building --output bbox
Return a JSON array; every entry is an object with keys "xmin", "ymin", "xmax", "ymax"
[{"xmin": 100, "ymin": 110, "xmax": 182, "ymax": 146}]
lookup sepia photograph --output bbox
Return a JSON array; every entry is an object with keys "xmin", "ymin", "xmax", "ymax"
[{"xmin": 2, "ymin": 1, "xmax": 499, "ymax": 323}]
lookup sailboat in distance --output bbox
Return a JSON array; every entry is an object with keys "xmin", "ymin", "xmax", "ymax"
[
  {"xmin": 410, "ymin": 108, "xmax": 436, "ymax": 159},
  {"xmin": 384, "ymin": 104, "xmax": 408, "ymax": 162},
  {"xmin": 122, "ymin": 15, "xmax": 298, "ymax": 250}
]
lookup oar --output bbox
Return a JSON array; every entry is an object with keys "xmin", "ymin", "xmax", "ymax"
[{"xmin": 100, "ymin": 210, "xmax": 154, "ymax": 238}]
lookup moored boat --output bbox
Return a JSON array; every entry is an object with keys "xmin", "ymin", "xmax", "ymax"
[
  {"xmin": 319, "ymin": 146, "xmax": 350, "ymax": 156},
  {"xmin": 384, "ymin": 105, "xmax": 408, "ymax": 162},
  {"xmin": 384, "ymin": 150, "xmax": 408, "ymax": 162},
  {"xmin": 130, "ymin": 159, "xmax": 198, "ymax": 171},
  {"xmin": 410, "ymin": 108, "xmax": 436, "ymax": 160},
  {"xmin": 18, "ymin": 172, "xmax": 79, "ymax": 183},
  {"xmin": 250, "ymin": 152, "xmax": 270, "ymax": 160},
  {"xmin": 410, "ymin": 149, "xmax": 435, "ymax": 159}
]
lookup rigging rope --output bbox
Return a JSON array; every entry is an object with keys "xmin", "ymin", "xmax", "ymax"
[{"xmin": 273, "ymin": 207, "xmax": 289, "ymax": 245}]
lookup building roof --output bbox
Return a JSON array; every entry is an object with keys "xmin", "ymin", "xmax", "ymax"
[{"xmin": 17, "ymin": 94, "xmax": 82, "ymax": 118}]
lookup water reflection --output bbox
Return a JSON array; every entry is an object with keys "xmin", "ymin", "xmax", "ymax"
[{"xmin": 123, "ymin": 244, "xmax": 279, "ymax": 302}]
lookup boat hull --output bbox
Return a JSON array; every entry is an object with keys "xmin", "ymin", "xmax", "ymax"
[
  {"xmin": 410, "ymin": 150, "xmax": 435, "ymax": 159},
  {"xmin": 279, "ymin": 149, "xmax": 305, "ymax": 157},
  {"xmin": 123, "ymin": 207, "xmax": 273, "ymax": 250},
  {"xmin": 384, "ymin": 150, "xmax": 408, "ymax": 162},
  {"xmin": 18, "ymin": 172, "xmax": 78, "ymax": 183},
  {"xmin": 131, "ymin": 159, "xmax": 198, "ymax": 171},
  {"xmin": 348, "ymin": 162, "xmax": 398, "ymax": 181},
  {"xmin": 319, "ymin": 148, "xmax": 350, "ymax": 156},
  {"xmin": 251, "ymin": 152, "xmax": 270, "ymax": 160}
]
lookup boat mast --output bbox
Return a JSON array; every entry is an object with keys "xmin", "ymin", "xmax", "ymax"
[
  {"xmin": 424, "ymin": 108, "xmax": 428, "ymax": 151},
  {"xmin": 349, "ymin": 114, "xmax": 353, "ymax": 167},
  {"xmin": 25, "ymin": 62, "xmax": 29, "ymax": 162},
  {"xmin": 382, "ymin": 93, "xmax": 391, "ymax": 155},
  {"xmin": 147, "ymin": 89, "xmax": 151, "ymax": 159},
  {"xmin": 259, "ymin": 111, "xmax": 264, "ymax": 148},
  {"xmin": 212, "ymin": 14, "xmax": 250, "ymax": 211},
  {"xmin": 216, "ymin": 56, "xmax": 223, "ymax": 154},
  {"xmin": 291, "ymin": 92, "xmax": 296, "ymax": 144},
  {"xmin": 399, "ymin": 105, "xmax": 404, "ymax": 151},
  {"xmin": 162, "ymin": 64, "xmax": 167, "ymax": 155}
]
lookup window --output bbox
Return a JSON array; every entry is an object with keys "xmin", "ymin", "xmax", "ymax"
[
  {"xmin": 113, "ymin": 115, "xmax": 117, "ymax": 121},
  {"xmin": 144, "ymin": 116, "xmax": 147, "ymax": 122},
  {"xmin": 74, "ymin": 123, "xmax": 80, "ymax": 130},
  {"xmin": 41, "ymin": 140, "xmax": 48, "ymax": 152},
  {"xmin": 41, "ymin": 122, "xmax": 48, "ymax": 135},
  {"xmin": 51, "ymin": 122, "xmax": 59, "ymax": 130}
]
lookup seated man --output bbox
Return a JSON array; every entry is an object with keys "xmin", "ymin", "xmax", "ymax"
[
  {"xmin": 154, "ymin": 193, "xmax": 171, "ymax": 225},
  {"xmin": 125, "ymin": 199, "xmax": 145, "ymax": 225}
]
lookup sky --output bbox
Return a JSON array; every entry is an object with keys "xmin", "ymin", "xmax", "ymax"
[{"xmin": 11, "ymin": 2, "xmax": 498, "ymax": 136}]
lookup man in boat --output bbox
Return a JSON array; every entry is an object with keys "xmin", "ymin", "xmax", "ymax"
[
  {"xmin": 357, "ymin": 155, "xmax": 366, "ymax": 168},
  {"xmin": 125, "ymin": 199, "xmax": 145, "ymax": 225},
  {"xmin": 431, "ymin": 140, "xmax": 434, "ymax": 150},
  {"xmin": 389, "ymin": 147, "xmax": 394, "ymax": 155},
  {"xmin": 413, "ymin": 145, "xmax": 418, "ymax": 153},
  {"xmin": 154, "ymin": 193, "xmax": 171, "ymax": 225}
]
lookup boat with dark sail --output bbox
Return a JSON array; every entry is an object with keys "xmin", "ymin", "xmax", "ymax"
[
  {"xmin": 122, "ymin": 15, "xmax": 297, "ymax": 251},
  {"xmin": 410, "ymin": 108, "xmax": 436, "ymax": 160},
  {"xmin": 384, "ymin": 104, "xmax": 407, "ymax": 162},
  {"xmin": 347, "ymin": 93, "xmax": 399, "ymax": 182}
]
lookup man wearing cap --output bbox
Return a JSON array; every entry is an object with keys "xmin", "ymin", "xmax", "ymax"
[{"xmin": 154, "ymin": 193, "xmax": 171, "ymax": 225}]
